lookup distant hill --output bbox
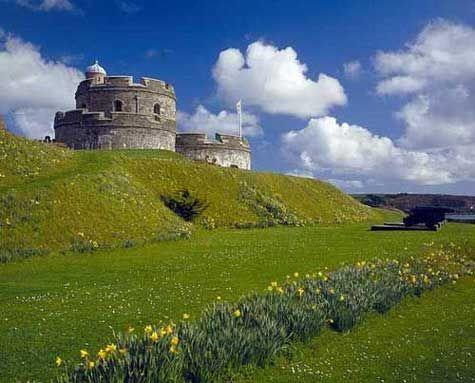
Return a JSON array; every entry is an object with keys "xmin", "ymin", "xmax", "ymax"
[
  {"xmin": 0, "ymin": 120, "xmax": 376, "ymax": 261},
  {"xmin": 353, "ymin": 193, "xmax": 475, "ymax": 213}
]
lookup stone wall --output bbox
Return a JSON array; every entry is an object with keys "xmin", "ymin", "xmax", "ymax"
[
  {"xmin": 176, "ymin": 133, "xmax": 251, "ymax": 170},
  {"xmin": 75, "ymin": 76, "xmax": 176, "ymax": 119},
  {"xmin": 55, "ymin": 110, "xmax": 175, "ymax": 150}
]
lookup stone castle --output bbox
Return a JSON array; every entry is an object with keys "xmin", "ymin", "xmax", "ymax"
[{"xmin": 54, "ymin": 61, "xmax": 251, "ymax": 170}]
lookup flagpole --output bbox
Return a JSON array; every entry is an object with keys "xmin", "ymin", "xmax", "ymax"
[{"xmin": 237, "ymin": 100, "xmax": 242, "ymax": 138}]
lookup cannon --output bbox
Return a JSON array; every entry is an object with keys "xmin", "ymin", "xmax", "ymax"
[{"xmin": 403, "ymin": 206, "xmax": 454, "ymax": 230}]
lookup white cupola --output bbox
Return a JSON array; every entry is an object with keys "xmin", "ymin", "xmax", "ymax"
[{"xmin": 86, "ymin": 60, "xmax": 107, "ymax": 79}]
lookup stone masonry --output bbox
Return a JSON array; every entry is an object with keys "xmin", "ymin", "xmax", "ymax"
[{"xmin": 54, "ymin": 61, "xmax": 251, "ymax": 169}]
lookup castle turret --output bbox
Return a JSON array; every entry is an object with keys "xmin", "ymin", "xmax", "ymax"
[
  {"xmin": 85, "ymin": 60, "xmax": 107, "ymax": 83},
  {"xmin": 54, "ymin": 62, "xmax": 176, "ymax": 150}
]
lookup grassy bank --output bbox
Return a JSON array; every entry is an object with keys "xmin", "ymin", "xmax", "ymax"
[
  {"xmin": 0, "ymin": 126, "xmax": 374, "ymax": 261},
  {"xmin": 1, "ymin": 221, "xmax": 474, "ymax": 382}
]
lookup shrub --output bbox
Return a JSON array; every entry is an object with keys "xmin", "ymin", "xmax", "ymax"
[{"xmin": 161, "ymin": 189, "xmax": 208, "ymax": 222}]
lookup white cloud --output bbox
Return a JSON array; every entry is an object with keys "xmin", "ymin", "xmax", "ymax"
[
  {"xmin": 375, "ymin": 20, "xmax": 475, "ymax": 150},
  {"xmin": 213, "ymin": 41, "xmax": 346, "ymax": 118},
  {"xmin": 282, "ymin": 116, "xmax": 475, "ymax": 186},
  {"xmin": 343, "ymin": 61, "xmax": 362, "ymax": 79},
  {"xmin": 0, "ymin": 33, "xmax": 84, "ymax": 138},
  {"xmin": 16, "ymin": 0, "xmax": 75, "ymax": 11},
  {"xmin": 177, "ymin": 105, "xmax": 262, "ymax": 137}
]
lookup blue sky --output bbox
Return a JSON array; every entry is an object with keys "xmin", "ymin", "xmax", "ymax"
[{"xmin": 1, "ymin": 0, "xmax": 475, "ymax": 194}]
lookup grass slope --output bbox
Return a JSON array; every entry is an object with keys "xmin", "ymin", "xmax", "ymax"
[
  {"xmin": 0, "ymin": 220, "xmax": 474, "ymax": 382},
  {"xmin": 0, "ymin": 125, "xmax": 373, "ymax": 260}
]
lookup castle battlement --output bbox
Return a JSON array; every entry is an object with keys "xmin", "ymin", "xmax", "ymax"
[
  {"xmin": 176, "ymin": 133, "xmax": 251, "ymax": 169},
  {"xmin": 176, "ymin": 133, "xmax": 250, "ymax": 151},
  {"xmin": 77, "ymin": 76, "xmax": 175, "ymax": 97}
]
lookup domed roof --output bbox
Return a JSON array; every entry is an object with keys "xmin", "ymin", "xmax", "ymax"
[{"xmin": 86, "ymin": 60, "xmax": 107, "ymax": 75}]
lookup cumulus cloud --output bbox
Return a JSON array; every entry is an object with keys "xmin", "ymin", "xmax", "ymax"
[
  {"xmin": 178, "ymin": 105, "xmax": 262, "ymax": 137},
  {"xmin": 343, "ymin": 60, "xmax": 362, "ymax": 79},
  {"xmin": 375, "ymin": 20, "xmax": 475, "ymax": 150},
  {"xmin": 15, "ymin": 0, "xmax": 75, "ymax": 11},
  {"xmin": 0, "ymin": 33, "xmax": 84, "ymax": 137},
  {"xmin": 213, "ymin": 41, "xmax": 346, "ymax": 118},
  {"xmin": 282, "ymin": 117, "xmax": 475, "ymax": 187}
]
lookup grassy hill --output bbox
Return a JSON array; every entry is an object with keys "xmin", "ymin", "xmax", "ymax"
[{"xmin": 0, "ymin": 121, "xmax": 374, "ymax": 261}]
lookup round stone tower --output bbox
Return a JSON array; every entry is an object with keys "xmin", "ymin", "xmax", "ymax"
[{"xmin": 54, "ymin": 61, "xmax": 176, "ymax": 150}]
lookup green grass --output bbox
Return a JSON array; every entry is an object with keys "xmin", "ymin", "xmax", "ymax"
[
  {"xmin": 237, "ymin": 277, "xmax": 475, "ymax": 383},
  {"xmin": 0, "ymin": 127, "xmax": 375, "ymax": 260},
  {"xmin": 1, "ymin": 220, "xmax": 474, "ymax": 382}
]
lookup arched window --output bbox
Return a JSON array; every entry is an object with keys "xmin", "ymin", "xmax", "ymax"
[
  {"xmin": 114, "ymin": 100, "xmax": 123, "ymax": 112},
  {"xmin": 153, "ymin": 103, "xmax": 161, "ymax": 115}
]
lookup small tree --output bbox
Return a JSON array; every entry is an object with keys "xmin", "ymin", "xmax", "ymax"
[{"xmin": 161, "ymin": 189, "xmax": 208, "ymax": 221}]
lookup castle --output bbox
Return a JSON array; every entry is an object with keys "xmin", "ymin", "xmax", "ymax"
[{"xmin": 54, "ymin": 61, "xmax": 251, "ymax": 170}]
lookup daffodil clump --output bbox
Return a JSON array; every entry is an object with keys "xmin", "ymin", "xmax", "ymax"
[{"xmin": 57, "ymin": 244, "xmax": 474, "ymax": 383}]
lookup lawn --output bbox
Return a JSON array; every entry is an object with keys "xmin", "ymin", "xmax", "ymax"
[
  {"xmin": 1, "ymin": 219, "xmax": 474, "ymax": 382},
  {"xmin": 237, "ymin": 277, "xmax": 475, "ymax": 383}
]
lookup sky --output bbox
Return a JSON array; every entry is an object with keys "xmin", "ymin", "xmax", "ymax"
[{"xmin": 1, "ymin": 0, "xmax": 475, "ymax": 194}]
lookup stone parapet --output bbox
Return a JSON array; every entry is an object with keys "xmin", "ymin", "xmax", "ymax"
[{"xmin": 176, "ymin": 133, "xmax": 251, "ymax": 169}]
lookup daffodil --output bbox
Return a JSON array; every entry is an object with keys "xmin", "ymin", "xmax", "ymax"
[
  {"xmin": 55, "ymin": 356, "xmax": 63, "ymax": 367},
  {"xmin": 183, "ymin": 313, "xmax": 190, "ymax": 320},
  {"xmin": 297, "ymin": 287, "xmax": 304, "ymax": 297},
  {"xmin": 170, "ymin": 336, "xmax": 179, "ymax": 346},
  {"xmin": 119, "ymin": 348, "xmax": 127, "ymax": 355},
  {"xmin": 80, "ymin": 349, "xmax": 89, "ymax": 359},
  {"xmin": 169, "ymin": 345, "xmax": 178, "ymax": 354},
  {"xmin": 339, "ymin": 294, "xmax": 345, "ymax": 302},
  {"xmin": 144, "ymin": 325, "xmax": 153, "ymax": 334},
  {"xmin": 127, "ymin": 326, "xmax": 135, "ymax": 333},
  {"xmin": 217, "ymin": 296, "xmax": 222, "ymax": 300},
  {"xmin": 270, "ymin": 281, "xmax": 278, "ymax": 287},
  {"xmin": 165, "ymin": 324, "xmax": 173, "ymax": 334},
  {"xmin": 276, "ymin": 287, "xmax": 284, "ymax": 294},
  {"xmin": 233, "ymin": 309, "xmax": 241, "ymax": 318},
  {"xmin": 293, "ymin": 272, "xmax": 299, "ymax": 278},
  {"xmin": 97, "ymin": 349, "xmax": 107, "ymax": 359},
  {"xmin": 150, "ymin": 331, "xmax": 159, "ymax": 342},
  {"xmin": 105, "ymin": 343, "xmax": 117, "ymax": 353},
  {"xmin": 88, "ymin": 361, "xmax": 95, "ymax": 369}
]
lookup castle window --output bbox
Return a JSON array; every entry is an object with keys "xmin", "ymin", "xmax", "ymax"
[
  {"xmin": 114, "ymin": 100, "xmax": 123, "ymax": 112},
  {"xmin": 154, "ymin": 103, "xmax": 161, "ymax": 115}
]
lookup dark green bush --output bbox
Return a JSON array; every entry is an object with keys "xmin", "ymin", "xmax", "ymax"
[{"xmin": 161, "ymin": 189, "xmax": 208, "ymax": 222}]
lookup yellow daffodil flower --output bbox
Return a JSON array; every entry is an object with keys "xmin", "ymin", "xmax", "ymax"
[
  {"xmin": 105, "ymin": 343, "xmax": 117, "ymax": 353},
  {"xmin": 80, "ymin": 349, "xmax": 89, "ymax": 359},
  {"xmin": 233, "ymin": 309, "xmax": 241, "ymax": 318},
  {"xmin": 150, "ymin": 331, "xmax": 159, "ymax": 342},
  {"xmin": 55, "ymin": 356, "xmax": 63, "ymax": 367}
]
